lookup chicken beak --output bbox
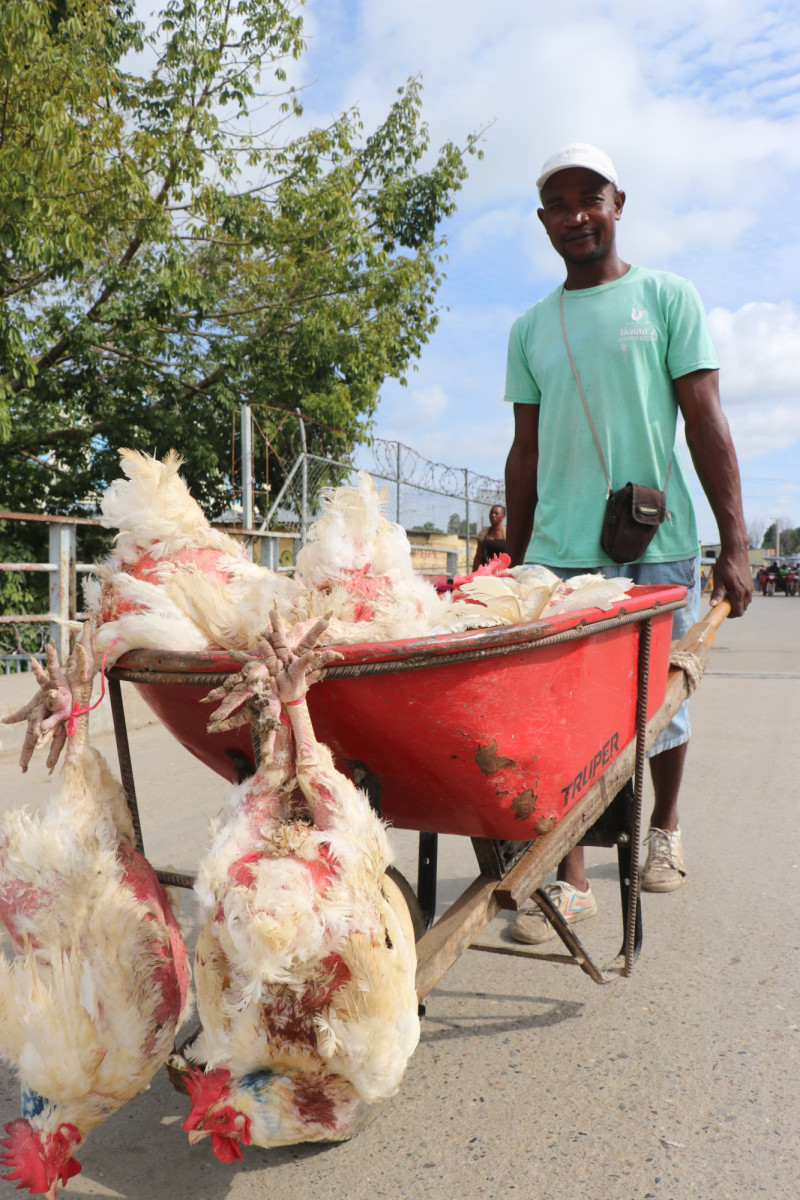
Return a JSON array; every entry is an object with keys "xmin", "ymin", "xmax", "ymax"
[
  {"xmin": 188, "ymin": 1129, "xmax": 209, "ymax": 1146},
  {"xmin": 45, "ymin": 1186, "xmax": 58, "ymax": 1200}
]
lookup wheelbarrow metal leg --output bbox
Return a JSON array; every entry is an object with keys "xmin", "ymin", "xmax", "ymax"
[
  {"xmin": 526, "ymin": 887, "xmax": 610, "ymax": 985},
  {"xmin": 417, "ymin": 832, "xmax": 438, "ymax": 931},
  {"xmin": 617, "ymin": 841, "xmax": 642, "ymax": 966},
  {"xmin": 581, "ymin": 780, "xmax": 643, "ymax": 971},
  {"xmin": 109, "ymin": 676, "xmax": 199, "ymax": 890},
  {"xmin": 620, "ymin": 616, "xmax": 651, "ymax": 975},
  {"xmin": 108, "ymin": 676, "xmax": 145, "ymax": 856}
]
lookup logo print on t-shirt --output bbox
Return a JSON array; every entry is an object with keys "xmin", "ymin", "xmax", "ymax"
[{"xmin": 619, "ymin": 306, "xmax": 657, "ymax": 347}]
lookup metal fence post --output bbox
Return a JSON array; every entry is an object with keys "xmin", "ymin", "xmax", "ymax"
[
  {"xmin": 465, "ymin": 469, "xmax": 471, "ymax": 574},
  {"xmin": 296, "ymin": 409, "xmax": 308, "ymax": 552},
  {"xmin": 49, "ymin": 521, "xmax": 76, "ymax": 661},
  {"xmin": 241, "ymin": 402, "xmax": 254, "ymax": 561},
  {"xmin": 396, "ymin": 442, "xmax": 402, "ymax": 526}
]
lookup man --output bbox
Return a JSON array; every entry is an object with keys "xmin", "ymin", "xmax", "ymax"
[{"xmin": 504, "ymin": 143, "xmax": 752, "ymax": 945}]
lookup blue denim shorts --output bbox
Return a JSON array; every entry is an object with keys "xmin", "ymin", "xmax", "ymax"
[{"xmin": 558, "ymin": 557, "xmax": 700, "ymax": 755}]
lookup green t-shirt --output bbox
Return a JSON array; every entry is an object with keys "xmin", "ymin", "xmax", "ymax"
[{"xmin": 504, "ymin": 266, "xmax": 719, "ymax": 568}]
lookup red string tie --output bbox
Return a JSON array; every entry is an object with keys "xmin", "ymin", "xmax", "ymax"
[{"xmin": 67, "ymin": 638, "xmax": 123, "ymax": 737}]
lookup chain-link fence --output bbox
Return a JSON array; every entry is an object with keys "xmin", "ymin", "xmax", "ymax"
[{"xmin": 0, "ymin": 621, "xmax": 52, "ymax": 672}]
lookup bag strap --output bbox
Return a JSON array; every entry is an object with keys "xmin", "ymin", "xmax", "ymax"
[{"xmin": 558, "ymin": 286, "xmax": 673, "ymax": 497}]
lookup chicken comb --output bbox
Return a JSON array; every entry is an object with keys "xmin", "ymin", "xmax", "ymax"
[
  {"xmin": 0, "ymin": 1119, "xmax": 82, "ymax": 1195},
  {"xmin": 452, "ymin": 553, "xmax": 512, "ymax": 588},
  {"xmin": 183, "ymin": 1067, "xmax": 232, "ymax": 1126}
]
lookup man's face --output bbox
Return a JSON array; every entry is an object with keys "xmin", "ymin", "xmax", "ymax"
[{"xmin": 537, "ymin": 167, "xmax": 625, "ymax": 266}]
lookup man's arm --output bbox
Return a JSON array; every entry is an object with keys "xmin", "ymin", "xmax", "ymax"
[
  {"xmin": 673, "ymin": 369, "xmax": 753, "ymax": 617},
  {"xmin": 504, "ymin": 403, "xmax": 540, "ymax": 567}
]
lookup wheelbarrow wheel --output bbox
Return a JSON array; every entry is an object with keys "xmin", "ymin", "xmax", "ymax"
[
  {"xmin": 384, "ymin": 865, "xmax": 426, "ymax": 943},
  {"xmin": 167, "ymin": 1025, "xmax": 202, "ymax": 1096}
]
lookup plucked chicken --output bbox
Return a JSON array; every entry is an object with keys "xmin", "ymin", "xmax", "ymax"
[
  {"xmin": 294, "ymin": 478, "xmax": 632, "ymax": 637},
  {"xmin": 0, "ymin": 635, "xmax": 191, "ymax": 1198},
  {"xmin": 294, "ymin": 471, "xmax": 448, "ymax": 643},
  {"xmin": 178, "ymin": 613, "xmax": 419, "ymax": 1159},
  {"xmin": 84, "ymin": 448, "xmax": 305, "ymax": 661},
  {"xmin": 436, "ymin": 557, "xmax": 633, "ymax": 631}
]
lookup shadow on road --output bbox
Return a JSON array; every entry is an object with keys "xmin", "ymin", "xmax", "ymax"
[{"xmin": 420, "ymin": 990, "xmax": 584, "ymax": 1044}]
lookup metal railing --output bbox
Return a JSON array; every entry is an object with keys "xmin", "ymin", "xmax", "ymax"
[
  {"xmin": 1, "ymin": 511, "xmax": 99, "ymax": 667},
  {"xmin": 0, "ymin": 512, "xmax": 300, "ymax": 670}
]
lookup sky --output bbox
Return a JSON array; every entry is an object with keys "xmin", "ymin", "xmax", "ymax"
[{"xmin": 286, "ymin": 0, "xmax": 800, "ymax": 542}]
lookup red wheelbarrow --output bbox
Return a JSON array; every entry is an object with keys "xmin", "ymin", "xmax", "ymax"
[{"xmin": 106, "ymin": 585, "xmax": 727, "ymax": 990}]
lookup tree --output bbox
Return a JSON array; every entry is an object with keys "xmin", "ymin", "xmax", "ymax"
[
  {"xmin": 762, "ymin": 520, "xmax": 800, "ymax": 555},
  {"xmin": 0, "ymin": 0, "xmax": 480, "ymax": 517},
  {"xmin": 446, "ymin": 513, "xmax": 476, "ymax": 536}
]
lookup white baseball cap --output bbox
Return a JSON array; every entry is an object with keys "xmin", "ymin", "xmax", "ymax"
[{"xmin": 536, "ymin": 143, "xmax": 619, "ymax": 197}]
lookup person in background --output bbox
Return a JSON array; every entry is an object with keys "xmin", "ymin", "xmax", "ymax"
[
  {"xmin": 472, "ymin": 504, "xmax": 507, "ymax": 570},
  {"xmin": 503, "ymin": 142, "xmax": 752, "ymax": 945}
]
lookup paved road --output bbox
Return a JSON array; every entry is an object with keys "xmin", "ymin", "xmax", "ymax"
[{"xmin": 1, "ymin": 595, "xmax": 798, "ymax": 1200}]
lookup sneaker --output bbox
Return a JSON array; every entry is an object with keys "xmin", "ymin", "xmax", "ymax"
[
  {"xmin": 510, "ymin": 881, "xmax": 597, "ymax": 945},
  {"xmin": 641, "ymin": 826, "xmax": 686, "ymax": 892}
]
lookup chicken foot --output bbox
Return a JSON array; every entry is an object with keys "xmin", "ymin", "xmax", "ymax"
[
  {"xmin": 203, "ymin": 619, "xmax": 334, "ymax": 731},
  {"xmin": 204, "ymin": 658, "xmax": 282, "ymax": 735},
  {"xmin": 2, "ymin": 643, "xmax": 71, "ymax": 774},
  {"xmin": 2, "ymin": 629, "xmax": 98, "ymax": 774},
  {"xmin": 256, "ymin": 613, "xmax": 341, "ymax": 770},
  {"xmin": 205, "ymin": 615, "xmax": 338, "ymax": 745}
]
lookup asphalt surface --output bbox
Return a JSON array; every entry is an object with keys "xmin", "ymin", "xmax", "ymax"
[{"xmin": 0, "ymin": 594, "xmax": 798, "ymax": 1200}]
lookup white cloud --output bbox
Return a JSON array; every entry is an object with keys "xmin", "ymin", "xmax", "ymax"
[
  {"xmin": 727, "ymin": 406, "xmax": 800, "ymax": 460},
  {"xmin": 709, "ymin": 301, "xmax": 800, "ymax": 405},
  {"xmin": 460, "ymin": 206, "xmax": 530, "ymax": 255},
  {"xmin": 622, "ymin": 205, "xmax": 756, "ymax": 268},
  {"xmin": 704, "ymin": 302, "xmax": 800, "ymax": 464},
  {"xmin": 301, "ymin": 2, "xmax": 800, "ymax": 264},
  {"xmin": 667, "ymin": 297, "xmax": 800, "ymax": 532},
  {"xmin": 380, "ymin": 383, "xmax": 450, "ymax": 436}
]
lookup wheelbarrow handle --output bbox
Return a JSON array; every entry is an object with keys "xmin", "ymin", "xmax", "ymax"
[
  {"xmin": 700, "ymin": 598, "xmax": 731, "ymax": 644},
  {"xmin": 660, "ymin": 598, "xmax": 730, "ymax": 705},
  {"xmin": 706, "ymin": 597, "xmax": 732, "ymax": 620}
]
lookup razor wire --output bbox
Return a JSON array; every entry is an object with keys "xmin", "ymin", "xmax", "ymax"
[{"xmin": 248, "ymin": 410, "xmax": 505, "ymax": 572}]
